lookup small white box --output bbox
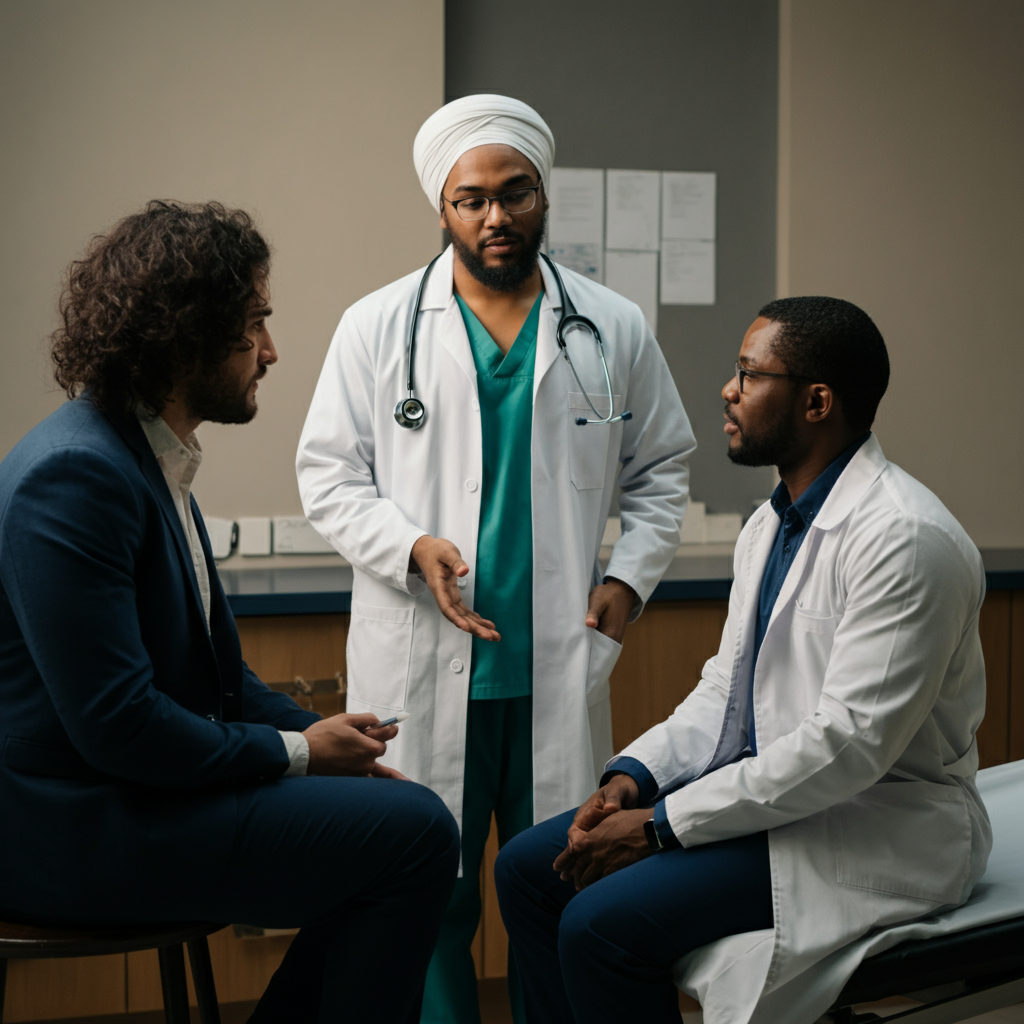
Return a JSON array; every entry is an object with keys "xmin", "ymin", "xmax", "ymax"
[
  {"xmin": 705, "ymin": 513, "xmax": 743, "ymax": 544},
  {"xmin": 204, "ymin": 517, "xmax": 236, "ymax": 560},
  {"xmin": 273, "ymin": 517, "xmax": 336, "ymax": 555},
  {"xmin": 679, "ymin": 501, "xmax": 706, "ymax": 545},
  {"xmin": 601, "ymin": 516, "xmax": 622, "ymax": 547},
  {"xmin": 238, "ymin": 517, "xmax": 272, "ymax": 557}
]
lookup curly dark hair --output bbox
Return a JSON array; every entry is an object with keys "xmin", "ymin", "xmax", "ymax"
[{"xmin": 51, "ymin": 200, "xmax": 271, "ymax": 417}]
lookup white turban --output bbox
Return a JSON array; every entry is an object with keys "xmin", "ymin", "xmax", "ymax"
[{"xmin": 413, "ymin": 94, "xmax": 555, "ymax": 212}]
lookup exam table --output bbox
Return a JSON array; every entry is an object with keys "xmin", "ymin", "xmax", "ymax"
[
  {"xmin": 822, "ymin": 758, "xmax": 1024, "ymax": 1023},
  {"xmin": 675, "ymin": 760, "xmax": 1024, "ymax": 1024}
]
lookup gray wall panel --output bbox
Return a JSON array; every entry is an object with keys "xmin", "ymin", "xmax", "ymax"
[{"xmin": 446, "ymin": 0, "xmax": 779, "ymax": 512}]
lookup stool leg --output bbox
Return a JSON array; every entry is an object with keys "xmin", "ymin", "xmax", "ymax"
[
  {"xmin": 158, "ymin": 944, "xmax": 191, "ymax": 1024},
  {"xmin": 187, "ymin": 936, "xmax": 221, "ymax": 1024},
  {"xmin": 0, "ymin": 957, "xmax": 7, "ymax": 1024}
]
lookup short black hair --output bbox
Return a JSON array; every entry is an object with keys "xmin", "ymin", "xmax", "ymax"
[
  {"xmin": 51, "ymin": 200, "xmax": 271, "ymax": 418},
  {"xmin": 757, "ymin": 296, "xmax": 889, "ymax": 430}
]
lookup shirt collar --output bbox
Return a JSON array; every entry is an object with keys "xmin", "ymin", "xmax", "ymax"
[
  {"xmin": 769, "ymin": 433, "xmax": 871, "ymax": 526},
  {"xmin": 136, "ymin": 410, "xmax": 203, "ymax": 482}
]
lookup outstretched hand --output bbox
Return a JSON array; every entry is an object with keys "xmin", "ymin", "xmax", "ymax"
[{"xmin": 411, "ymin": 535, "xmax": 500, "ymax": 642}]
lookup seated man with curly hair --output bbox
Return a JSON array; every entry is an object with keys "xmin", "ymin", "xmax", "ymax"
[{"xmin": 0, "ymin": 201, "xmax": 459, "ymax": 1024}]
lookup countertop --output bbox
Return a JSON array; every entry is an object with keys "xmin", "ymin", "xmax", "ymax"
[{"xmin": 219, "ymin": 548, "xmax": 1024, "ymax": 617}]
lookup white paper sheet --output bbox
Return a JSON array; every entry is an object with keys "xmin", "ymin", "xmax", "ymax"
[
  {"xmin": 605, "ymin": 170, "xmax": 660, "ymax": 251},
  {"xmin": 547, "ymin": 167, "xmax": 605, "ymax": 244},
  {"xmin": 661, "ymin": 172, "xmax": 716, "ymax": 240},
  {"xmin": 605, "ymin": 250, "xmax": 659, "ymax": 333},
  {"xmin": 546, "ymin": 167, "xmax": 605, "ymax": 282},
  {"xmin": 660, "ymin": 240, "xmax": 715, "ymax": 305},
  {"xmin": 546, "ymin": 242, "xmax": 603, "ymax": 282}
]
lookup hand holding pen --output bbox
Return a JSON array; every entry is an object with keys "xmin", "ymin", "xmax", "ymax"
[{"xmin": 302, "ymin": 712, "xmax": 410, "ymax": 777}]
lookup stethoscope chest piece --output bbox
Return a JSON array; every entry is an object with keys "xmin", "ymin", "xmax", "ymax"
[{"xmin": 394, "ymin": 396, "xmax": 426, "ymax": 430}]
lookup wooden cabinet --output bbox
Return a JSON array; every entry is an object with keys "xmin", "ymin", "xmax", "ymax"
[{"xmin": 7, "ymin": 592, "xmax": 1021, "ymax": 1019}]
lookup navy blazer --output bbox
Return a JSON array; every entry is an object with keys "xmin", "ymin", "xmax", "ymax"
[{"xmin": 0, "ymin": 399, "xmax": 319, "ymax": 900}]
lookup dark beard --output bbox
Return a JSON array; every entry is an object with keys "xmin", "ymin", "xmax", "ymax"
[
  {"xmin": 449, "ymin": 212, "xmax": 546, "ymax": 293},
  {"xmin": 184, "ymin": 365, "xmax": 261, "ymax": 424},
  {"xmin": 726, "ymin": 408, "xmax": 795, "ymax": 468}
]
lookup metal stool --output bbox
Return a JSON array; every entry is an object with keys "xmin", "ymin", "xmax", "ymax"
[{"xmin": 0, "ymin": 919, "xmax": 224, "ymax": 1023}]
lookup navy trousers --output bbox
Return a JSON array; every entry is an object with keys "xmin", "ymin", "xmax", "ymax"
[
  {"xmin": 494, "ymin": 808, "xmax": 773, "ymax": 1024},
  {"xmin": 2, "ymin": 776, "xmax": 460, "ymax": 1024}
]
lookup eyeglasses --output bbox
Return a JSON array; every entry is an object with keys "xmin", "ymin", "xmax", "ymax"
[
  {"xmin": 735, "ymin": 362, "xmax": 816, "ymax": 393},
  {"xmin": 443, "ymin": 185, "xmax": 541, "ymax": 222}
]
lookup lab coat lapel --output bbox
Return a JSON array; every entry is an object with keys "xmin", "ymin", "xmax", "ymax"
[
  {"xmin": 737, "ymin": 508, "xmax": 779, "ymax": 663},
  {"xmin": 764, "ymin": 435, "xmax": 888, "ymax": 636},
  {"xmin": 533, "ymin": 256, "xmax": 564, "ymax": 394},
  {"xmin": 421, "ymin": 246, "xmax": 479, "ymax": 389},
  {"xmin": 701, "ymin": 508, "xmax": 777, "ymax": 774}
]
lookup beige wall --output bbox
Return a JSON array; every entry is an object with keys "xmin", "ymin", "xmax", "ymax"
[
  {"xmin": 779, "ymin": 0, "xmax": 1024, "ymax": 547},
  {"xmin": 0, "ymin": 0, "xmax": 443, "ymax": 518}
]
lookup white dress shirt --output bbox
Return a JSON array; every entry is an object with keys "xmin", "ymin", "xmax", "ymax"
[{"xmin": 137, "ymin": 412, "xmax": 308, "ymax": 777}]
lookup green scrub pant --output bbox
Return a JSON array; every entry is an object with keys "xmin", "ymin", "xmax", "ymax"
[{"xmin": 420, "ymin": 695, "xmax": 533, "ymax": 1024}]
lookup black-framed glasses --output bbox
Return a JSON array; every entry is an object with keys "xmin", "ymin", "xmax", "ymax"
[
  {"xmin": 443, "ymin": 185, "xmax": 541, "ymax": 222},
  {"xmin": 735, "ymin": 362, "xmax": 816, "ymax": 393}
]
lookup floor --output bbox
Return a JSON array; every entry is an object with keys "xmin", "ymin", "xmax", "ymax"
[{"xmin": 32, "ymin": 991, "xmax": 1024, "ymax": 1024}]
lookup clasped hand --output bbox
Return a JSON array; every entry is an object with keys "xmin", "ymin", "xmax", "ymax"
[{"xmin": 553, "ymin": 773, "xmax": 652, "ymax": 890}]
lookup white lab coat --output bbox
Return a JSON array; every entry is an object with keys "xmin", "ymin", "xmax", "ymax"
[
  {"xmin": 297, "ymin": 247, "xmax": 695, "ymax": 832},
  {"xmin": 613, "ymin": 435, "xmax": 993, "ymax": 1024}
]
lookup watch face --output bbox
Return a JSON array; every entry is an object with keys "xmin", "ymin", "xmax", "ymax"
[{"xmin": 643, "ymin": 817, "xmax": 661, "ymax": 852}]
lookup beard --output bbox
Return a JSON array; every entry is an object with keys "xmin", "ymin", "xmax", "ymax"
[
  {"xmin": 725, "ymin": 405, "xmax": 797, "ymax": 468},
  {"xmin": 448, "ymin": 211, "xmax": 546, "ymax": 292},
  {"xmin": 183, "ymin": 363, "xmax": 263, "ymax": 425}
]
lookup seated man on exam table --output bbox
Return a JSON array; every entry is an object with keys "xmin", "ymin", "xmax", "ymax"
[{"xmin": 494, "ymin": 296, "xmax": 992, "ymax": 1024}]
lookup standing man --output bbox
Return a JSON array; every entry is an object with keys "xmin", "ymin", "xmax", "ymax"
[
  {"xmin": 0, "ymin": 201, "xmax": 459, "ymax": 1024},
  {"xmin": 494, "ymin": 298, "xmax": 991, "ymax": 1024},
  {"xmin": 297, "ymin": 95, "xmax": 694, "ymax": 1022}
]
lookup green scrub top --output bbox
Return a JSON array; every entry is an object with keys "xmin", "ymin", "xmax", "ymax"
[{"xmin": 455, "ymin": 292, "xmax": 542, "ymax": 700}]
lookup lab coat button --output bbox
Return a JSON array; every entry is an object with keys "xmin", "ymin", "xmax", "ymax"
[
  {"xmin": 450, "ymin": 659, "xmax": 464, "ymax": 673},
  {"xmin": 465, "ymin": 479, "xmax": 478, "ymax": 492},
  {"xmin": 457, "ymin": 577, "xmax": 467, "ymax": 589}
]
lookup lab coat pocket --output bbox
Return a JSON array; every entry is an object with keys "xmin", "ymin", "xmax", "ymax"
[
  {"xmin": 791, "ymin": 606, "xmax": 841, "ymax": 635},
  {"xmin": 346, "ymin": 601, "xmax": 415, "ymax": 711},
  {"xmin": 568, "ymin": 393, "xmax": 616, "ymax": 490},
  {"xmin": 830, "ymin": 780, "xmax": 971, "ymax": 904},
  {"xmin": 586, "ymin": 627, "xmax": 622, "ymax": 707},
  {"xmin": 790, "ymin": 606, "xmax": 842, "ymax": 686}
]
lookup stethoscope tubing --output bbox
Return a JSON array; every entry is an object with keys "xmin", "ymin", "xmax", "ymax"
[{"xmin": 396, "ymin": 251, "xmax": 630, "ymax": 429}]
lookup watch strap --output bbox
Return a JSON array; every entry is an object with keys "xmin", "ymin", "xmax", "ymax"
[{"xmin": 643, "ymin": 817, "xmax": 663, "ymax": 852}]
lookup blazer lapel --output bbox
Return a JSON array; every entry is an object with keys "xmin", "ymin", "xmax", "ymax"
[{"xmin": 107, "ymin": 407, "xmax": 215, "ymax": 639}]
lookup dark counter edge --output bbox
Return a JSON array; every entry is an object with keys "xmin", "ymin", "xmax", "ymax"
[{"xmin": 226, "ymin": 566, "xmax": 1022, "ymax": 617}]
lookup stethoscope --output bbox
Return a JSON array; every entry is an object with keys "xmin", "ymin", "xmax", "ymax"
[{"xmin": 394, "ymin": 252, "xmax": 632, "ymax": 429}]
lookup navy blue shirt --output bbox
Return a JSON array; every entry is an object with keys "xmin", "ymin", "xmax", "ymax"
[{"xmin": 608, "ymin": 433, "xmax": 870, "ymax": 849}]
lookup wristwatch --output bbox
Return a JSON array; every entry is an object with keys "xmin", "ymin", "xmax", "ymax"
[{"xmin": 643, "ymin": 817, "xmax": 664, "ymax": 852}]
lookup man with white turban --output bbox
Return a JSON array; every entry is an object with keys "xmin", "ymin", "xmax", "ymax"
[{"xmin": 297, "ymin": 94, "xmax": 695, "ymax": 1023}]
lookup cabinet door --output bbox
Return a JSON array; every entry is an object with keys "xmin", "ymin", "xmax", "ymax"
[{"xmin": 3, "ymin": 956, "xmax": 125, "ymax": 1022}]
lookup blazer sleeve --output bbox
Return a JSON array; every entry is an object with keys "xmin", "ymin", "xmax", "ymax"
[{"xmin": 0, "ymin": 446, "xmax": 296, "ymax": 789}]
